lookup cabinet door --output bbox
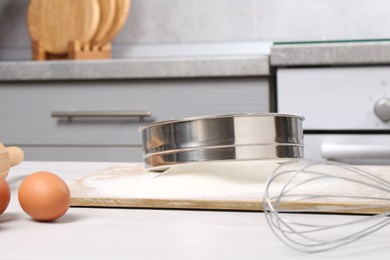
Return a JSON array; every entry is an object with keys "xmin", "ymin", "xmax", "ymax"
[{"xmin": 0, "ymin": 77, "xmax": 269, "ymax": 161}]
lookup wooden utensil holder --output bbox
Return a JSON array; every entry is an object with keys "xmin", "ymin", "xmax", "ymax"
[{"xmin": 32, "ymin": 40, "xmax": 112, "ymax": 61}]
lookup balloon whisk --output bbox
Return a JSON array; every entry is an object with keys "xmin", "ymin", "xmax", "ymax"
[{"xmin": 263, "ymin": 160, "xmax": 390, "ymax": 253}]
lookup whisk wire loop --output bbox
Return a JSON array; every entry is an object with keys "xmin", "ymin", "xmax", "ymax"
[{"xmin": 263, "ymin": 160, "xmax": 390, "ymax": 253}]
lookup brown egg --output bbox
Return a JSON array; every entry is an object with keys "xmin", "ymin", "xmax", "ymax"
[
  {"xmin": 0, "ymin": 177, "xmax": 11, "ymax": 215},
  {"xmin": 18, "ymin": 171, "xmax": 71, "ymax": 221}
]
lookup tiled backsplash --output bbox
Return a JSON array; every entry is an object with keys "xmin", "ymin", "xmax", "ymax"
[{"xmin": 1, "ymin": 0, "xmax": 390, "ymax": 60}]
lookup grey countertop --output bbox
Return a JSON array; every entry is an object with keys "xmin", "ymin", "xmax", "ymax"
[
  {"xmin": 3, "ymin": 40, "xmax": 389, "ymax": 82},
  {"xmin": 0, "ymin": 55, "xmax": 269, "ymax": 81},
  {"xmin": 271, "ymin": 40, "xmax": 390, "ymax": 66}
]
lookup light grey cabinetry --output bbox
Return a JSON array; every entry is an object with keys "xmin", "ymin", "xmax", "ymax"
[{"xmin": 0, "ymin": 77, "xmax": 269, "ymax": 162}]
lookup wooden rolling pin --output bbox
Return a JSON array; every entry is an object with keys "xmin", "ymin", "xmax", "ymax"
[{"xmin": 0, "ymin": 143, "xmax": 24, "ymax": 178}]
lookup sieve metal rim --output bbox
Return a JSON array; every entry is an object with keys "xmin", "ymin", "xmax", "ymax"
[{"xmin": 139, "ymin": 113, "xmax": 304, "ymax": 170}]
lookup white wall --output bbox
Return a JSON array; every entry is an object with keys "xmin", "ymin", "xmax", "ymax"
[{"xmin": 257, "ymin": 0, "xmax": 390, "ymax": 42}]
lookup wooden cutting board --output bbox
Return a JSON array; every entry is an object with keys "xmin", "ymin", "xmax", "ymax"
[
  {"xmin": 91, "ymin": 0, "xmax": 116, "ymax": 46},
  {"xmin": 69, "ymin": 161, "xmax": 272, "ymax": 211},
  {"xmin": 27, "ymin": 0, "xmax": 100, "ymax": 54},
  {"xmin": 96, "ymin": 0, "xmax": 131, "ymax": 47},
  {"xmin": 68, "ymin": 161, "xmax": 390, "ymax": 214}
]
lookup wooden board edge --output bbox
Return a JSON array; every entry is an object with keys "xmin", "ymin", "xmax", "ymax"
[{"xmin": 71, "ymin": 197, "xmax": 262, "ymax": 211}]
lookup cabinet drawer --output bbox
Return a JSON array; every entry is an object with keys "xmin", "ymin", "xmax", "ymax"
[
  {"xmin": 277, "ymin": 67, "xmax": 390, "ymax": 130},
  {"xmin": 0, "ymin": 78, "xmax": 269, "ymax": 146}
]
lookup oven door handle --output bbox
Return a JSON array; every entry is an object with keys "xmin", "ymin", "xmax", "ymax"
[{"xmin": 321, "ymin": 143, "xmax": 390, "ymax": 160}]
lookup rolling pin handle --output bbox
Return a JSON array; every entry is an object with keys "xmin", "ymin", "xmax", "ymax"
[{"xmin": 6, "ymin": 146, "xmax": 24, "ymax": 167}]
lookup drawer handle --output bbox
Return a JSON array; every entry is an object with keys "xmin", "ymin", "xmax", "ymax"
[
  {"xmin": 51, "ymin": 111, "xmax": 152, "ymax": 122},
  {"xmin": 321, "ymin": 143, "xmax": 390, "ymax": 160}
]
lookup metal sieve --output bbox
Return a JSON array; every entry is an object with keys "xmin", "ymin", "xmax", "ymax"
[{"xmin": 139, "ymin": 113, "xmax": 304, "ymax": 170}]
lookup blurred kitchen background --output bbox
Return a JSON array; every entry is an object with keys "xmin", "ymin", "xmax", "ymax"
[
  {"xmin": 1, "ymin": 0, "xmax": 390, "ymax": 59},
  {"xmin": 2, "ymin": 0, "xmax": 390, "ymax": 164}
]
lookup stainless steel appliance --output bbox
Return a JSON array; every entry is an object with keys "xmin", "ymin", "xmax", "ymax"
[{"xmin": 277, "ymin": 66, "xmax": 390, "ymax": 164}]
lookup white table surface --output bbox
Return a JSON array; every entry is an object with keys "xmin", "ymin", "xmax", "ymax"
[{"xmin": 1, "ymin": 161, "xmax": 389, "ymax": 260}]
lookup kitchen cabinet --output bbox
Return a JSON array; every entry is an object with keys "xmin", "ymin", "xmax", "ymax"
[{"xmin": 0, "ymin": 57, "xmax": 270, "ymax": 162}]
